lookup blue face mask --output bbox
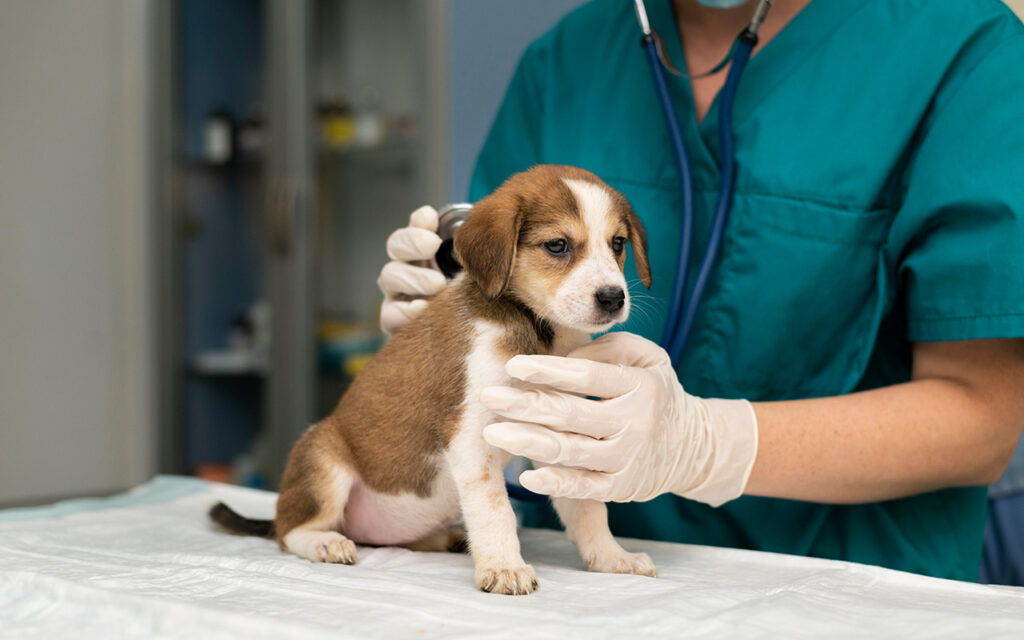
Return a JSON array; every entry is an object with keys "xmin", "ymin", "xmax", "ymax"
[{"xmin": 695, "ymin": 0, "xmax": 751, "ymax": 7}]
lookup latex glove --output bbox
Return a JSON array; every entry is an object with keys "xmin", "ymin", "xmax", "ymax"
[
  {"xmin": 377, "ymin": 205, "xmax": 449, "ymax": 335},
  {"xmin": 480, "ymin": 332, "xmax": 758, "ymax": 507}
]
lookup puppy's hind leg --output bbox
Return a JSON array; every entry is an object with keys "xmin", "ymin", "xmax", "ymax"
[
  {"xmin": 552, "ymin": 497, "xmax": 657, "ymax": 577},
  {"xmin": 275, "ymin": 460, "xmax": 359, "ymax": 565},
  {"xmin": 402, "ymin": 524, "xmax": 468, "ymax": 553}
]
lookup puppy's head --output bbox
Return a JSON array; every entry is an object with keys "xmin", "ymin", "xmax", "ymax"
[{"xmin": 454, "ymin": 165, "xmax": 650, "ymax": 333}]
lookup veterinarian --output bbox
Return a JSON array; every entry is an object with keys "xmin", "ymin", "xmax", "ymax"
[{"xmin": 378, "ymin": 0, "xmax": 1024, "ymax": 582}]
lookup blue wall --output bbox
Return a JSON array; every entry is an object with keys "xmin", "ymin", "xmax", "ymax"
[{"xmin": 447, "ymin": 0, "xmax": 585, "ymax": 202}]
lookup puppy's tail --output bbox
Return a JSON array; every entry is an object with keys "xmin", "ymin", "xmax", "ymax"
[{"xmin": 209, "ymin": 501, "xmax": 275, "ymax": 538}]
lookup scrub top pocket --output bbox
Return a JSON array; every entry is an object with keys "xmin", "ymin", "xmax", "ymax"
[{"xmin": 685, "ymin": 195, "xmax": 894, "ymax": 401}]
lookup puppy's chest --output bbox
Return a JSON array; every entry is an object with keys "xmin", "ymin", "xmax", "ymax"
[{"xmin": 459, "ymin": 321, "xmax": 589, "ymax": 428}]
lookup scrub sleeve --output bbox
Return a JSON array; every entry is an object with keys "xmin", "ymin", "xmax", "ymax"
[
  {"xmin": 891, "ymin": 29, "xmax": 1024, "ymax": 343},
  {"xmin": 469, "ymin": 0, "xmax": 1024, "ymax": 581}
]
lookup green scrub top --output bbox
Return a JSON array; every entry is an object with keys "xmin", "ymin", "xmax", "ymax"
[{"xmin": 468, "ymin": 0, "xmax": 1024, "ymax": 581}]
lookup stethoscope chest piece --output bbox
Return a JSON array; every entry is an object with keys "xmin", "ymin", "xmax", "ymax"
[{"xmin": 434, "ymin": 203, "xmax": 472, "ymax": 279}]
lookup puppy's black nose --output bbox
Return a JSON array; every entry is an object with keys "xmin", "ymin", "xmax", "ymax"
[{"xmin": 595, "ymin": 287, "xmax": 625, "ymax": 313}]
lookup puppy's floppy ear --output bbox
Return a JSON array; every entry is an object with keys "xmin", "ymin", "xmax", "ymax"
[
  {"xmin": 453, "ymin": 191, "xmax": 524, "ymax": 300},
  {"xmin": 626, "ymin": 207, "xmax": 652, "ymax": 289}
]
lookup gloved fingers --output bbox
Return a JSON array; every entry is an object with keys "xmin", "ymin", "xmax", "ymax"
[
  {"xmin": 482, "ymin": 422, "xmax": 622, "ymax": 472},
  {"xmin": 386, "ymin": 226, "xmax": 443, "ymax": 262},
  {"xmin": 377, "ymin": 261, "xmax": 448, "ymax": 297},
  {"xmin": 567, "ymin": 331, "xmax": 671, "ymax": 369},
  {"xmin": 480, "ymin": 386, "xmax": 625, "ymax": 439},
  {"xmin": 504, "ymin": 354, "xmax": 642, "ymax": 399},
  {"xmin": 380, "ymin": 298, "xmax": 429, "ymax": 335},
  {"xmin": 408, "ymin": 205, "xmax": 440, "ymax": 231},
  {"xmin": 519, "ymin": 467, "xmax": 618, "ymax": 501}
]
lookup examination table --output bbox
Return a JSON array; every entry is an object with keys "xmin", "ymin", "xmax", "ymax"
[{"xmin": 1, "ymin": 476, "xmax": 1022, "ymax": 639}]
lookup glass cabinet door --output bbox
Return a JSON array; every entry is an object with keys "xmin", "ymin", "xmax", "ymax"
[
  {"xmin": 262, "ymin": 0, "xmax": 448, "ymax": 486},
  {"xmin": 310, "ymin": 0, "xmax": 448, "ymax": 418}
]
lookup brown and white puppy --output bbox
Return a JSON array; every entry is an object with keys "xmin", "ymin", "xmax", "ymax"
[{"xmin": 211, "ymin": 165, "xmax": 656, "ymax": 595}]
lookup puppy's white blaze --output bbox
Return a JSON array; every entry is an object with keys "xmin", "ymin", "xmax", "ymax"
[
  {"xmin": 560, "ymin": 178, "xmax": 630, "ymax": 330},
  {"xmin": 563, "ymin": 178, "xmax": 613, "ymax": 234}
]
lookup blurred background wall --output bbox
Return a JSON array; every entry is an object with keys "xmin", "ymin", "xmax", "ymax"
[
  {"xmin": 0, "ymin": 0, "xmax": 158, "ymax": 503},
  {"xmin": 447, "ymin": 0, "xmax": 584, "ymax": 201}
]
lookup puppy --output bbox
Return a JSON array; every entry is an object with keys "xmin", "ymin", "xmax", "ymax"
[{"xmin": 211, "ymin": 164, "xmax": 657, "ymax": 595}]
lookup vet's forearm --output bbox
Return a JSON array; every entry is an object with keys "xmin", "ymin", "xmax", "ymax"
[{"xmin": 746, "ymin": 377, "xmax": 1023, "ymax": 504}]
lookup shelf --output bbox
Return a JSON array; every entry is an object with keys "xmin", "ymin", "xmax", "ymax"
[
  {"xmin": 178, "ymin": 155, "xmax": 263, "ymax": 170},
  {"xmin": 318, "ymin": 138, "xmax": 418, "ymax": 158},
  {"xmin": 192, "ymin": 349, "xmax": 269, "ymax": 377}
]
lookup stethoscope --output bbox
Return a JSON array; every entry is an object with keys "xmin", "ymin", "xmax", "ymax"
[
  {"xmin": 634, "ymin": 0, "xmax": 771, "ymax": 365},
  {"xmin": 438, "ymin": 1, "xmax": 774, "ymax": 502}
]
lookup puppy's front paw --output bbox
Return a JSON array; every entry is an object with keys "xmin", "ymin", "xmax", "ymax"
[
  {"xmin": 474, "ymin": 563, "xmax": 538, "ymax": 595},
  {"xmin": 587, "ymin": 551, "xmax": 657, "ymax": 578},
  {"xmin": 314, "ymin": 533, "xmax": 358, "ymax": 565}
]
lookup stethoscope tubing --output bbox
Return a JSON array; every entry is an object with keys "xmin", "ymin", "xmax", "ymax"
[
  {"xmin": 666, "ymin": 35, "xmax": 755, "ymax": 365},
  {"xmin": 641, "ymin": 34, "xmax": 697, "ymax": 367},
  {"xmin": 643, "ymin": 32, "xmax": 757, "ymax": 365}
]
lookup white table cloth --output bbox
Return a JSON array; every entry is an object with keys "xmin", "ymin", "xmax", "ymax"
[{"xmin": 1, "ymin": 476, "xmax": 1022, "ymax": 639}]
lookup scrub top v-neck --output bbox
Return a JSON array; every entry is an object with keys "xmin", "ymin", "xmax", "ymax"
[{"xmin": 469, "ymin": 0, "xmax": 1024, "ymax": 581}]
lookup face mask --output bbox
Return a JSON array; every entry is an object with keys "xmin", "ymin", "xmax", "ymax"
[{"xmin": 694, "ymin": 0, "xmax": 751, "ymax": 7}]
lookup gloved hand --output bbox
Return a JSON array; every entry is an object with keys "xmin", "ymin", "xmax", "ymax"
[
  {"xmin": 377, "ymin": 205, "xmax": 448, "ymax": 335},
  {"xmin": 480, "ymin": 332, "xmax": 758, "ymax": 507}
]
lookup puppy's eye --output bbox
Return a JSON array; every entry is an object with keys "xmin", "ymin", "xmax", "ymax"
[
  {"xmin": 544, "ymin": 239, "xmax": 568, "ymax": 255},
  {"xmin": 612, "ymin": 237, "xmax": 625, "ymax": 253}
]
